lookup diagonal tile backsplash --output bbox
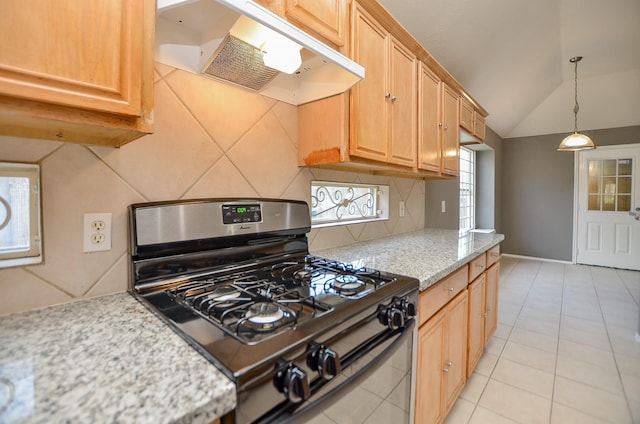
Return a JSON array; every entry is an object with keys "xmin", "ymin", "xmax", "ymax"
[{"xmin": 0, "ymin": 63, "xmax": 425, "ymax": 316}]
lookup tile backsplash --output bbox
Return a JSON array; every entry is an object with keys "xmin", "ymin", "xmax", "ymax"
[{"xmin": 0, "ymin": 63, "xmax": 425, "ymax": 316}]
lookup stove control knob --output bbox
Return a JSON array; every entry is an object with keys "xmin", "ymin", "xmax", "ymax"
[
  {"xmin": 400, "ymin": 298, "xmax": 417, "ymax": 317},
  {"xmin": 275, "ymin": 363, "xmax": 310, "ymax": 403},
  {"xmin": 379, "ymin": 306, "xmax": 405, "ymax": 330},
  {"xmin": 308, "ymin": 345, "xmax": 341, "ymax": 379}
]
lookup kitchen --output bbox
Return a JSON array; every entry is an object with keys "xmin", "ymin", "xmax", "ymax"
[{"xmin": 1, "ymin": 0, "xmax": 639, "ymax": 423}]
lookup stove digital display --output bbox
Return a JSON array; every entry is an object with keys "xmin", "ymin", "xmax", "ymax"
[{"xmin": 222, "ymin": 204, "xmax": 262, "ymax": 224}]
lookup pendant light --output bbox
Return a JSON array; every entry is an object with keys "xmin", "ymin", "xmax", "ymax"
[{"xmin": 558, "ymin": 56, "xmax": 595, "ymax": 151}]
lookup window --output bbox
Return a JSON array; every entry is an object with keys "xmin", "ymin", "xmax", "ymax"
[
  {"xmin": 459, "ymin": 147, "xmax": 475, "ymax": 231},
  {"xmin": 311, "ymin": 181, "xmax": 389, "ymax": 228},
  {"xmin": 588, "ymin": 158, "xmax": 632, "ymax": 212},
  {"xmin": 0, "ymin": 162, "xmax": 42, "ymax": 268}
]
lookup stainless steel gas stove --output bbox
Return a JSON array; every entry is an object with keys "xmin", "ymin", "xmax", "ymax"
[{"xmin": 128, "ymin": 198, "xmax": 418, "ymax": 424}]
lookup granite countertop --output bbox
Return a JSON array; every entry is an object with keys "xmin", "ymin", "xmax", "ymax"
[
  {"xmin": 0, "ymin": 293, "xmax": 236, "ymax": 424},
  {"xmin": 0, "ymin": 228, "xmax": 502, "ymax": 423},
  {"xmin": 314, "ymin": 228, "xmax": 504, "ymax": 291}
]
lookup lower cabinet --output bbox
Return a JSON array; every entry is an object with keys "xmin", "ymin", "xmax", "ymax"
[
  {"xmin": 467, "ymin": 247, "xmax": 500, "ymax": 376},
  {"xmin": 416, "ymin": 286, "xmax": 468, "ymax": 424},
  {"xmin": 484, "ymin": 261, "xmax": 500, "ymax": 341},
  {"xmin": 466, "ymin": 272, "xmax": 487, "ymax": 376},
  {"xmin": 416, "ymin": 244, "xmax": 501, "ymax": 424}
]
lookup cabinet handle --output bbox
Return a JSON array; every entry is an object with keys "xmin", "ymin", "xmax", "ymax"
[
  {"xmin": 391, "ymin": 95, "xmax": 397, "ymax": 102},
  {"xmin": 443, "ymin": 361, "xmax": 453, "ymax": 373},
  {"xmin": 448, "ymin": 287, "xmax": 454, "ymax": 292},
  {"xmin": 385, "ymin": 92, "xmax": 392, "ymax": 99},
  {"xmin": 438, "ymin": 122, "xmax": 443, "ymax": 128}
]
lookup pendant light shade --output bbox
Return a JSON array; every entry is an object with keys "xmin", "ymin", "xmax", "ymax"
[
  {"xmin": 558, "ymin": 131, "xmax": 595, "ymax": 151},
  {"xmin": 558, "ymin": 56, "xmax": 595, "ymax": 151}
]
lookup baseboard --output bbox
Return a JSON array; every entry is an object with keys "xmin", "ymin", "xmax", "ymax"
[{"xmin": 501, "ymin": 253, "xmax": 573, "ymax": 265}]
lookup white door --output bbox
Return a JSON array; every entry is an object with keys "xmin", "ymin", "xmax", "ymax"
[{"xmin": 576, "ymin": 144, "xmax": 640, "ymax": 270}]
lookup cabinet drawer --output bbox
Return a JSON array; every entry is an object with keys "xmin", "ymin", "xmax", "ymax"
[
  {"xmin": 487, "ymin": 244, "xmax": 500, "ymax": 266},
  {"xmin": 419, "ymin": 266, "xmax": 468, "ymax": 326},
  {"xmin": 468, "ymin": 254, "xmax": 486, "ymax": 283}
]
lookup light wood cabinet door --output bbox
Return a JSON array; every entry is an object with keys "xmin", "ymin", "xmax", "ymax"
[
  {"xmin": 459, "ymin": 97, "xmax": 474, "ymax": 133},
  {"xmin": 485, "ymin": 262, "xmax": 500, "ymax": 342},
  {"xmin": 417, "ymin": 62, "xmax": 441, "ymax": 173},
  {"xmin": 388, "ymin": 36, "xmax": 417, "ymax": 167},
  {"xmin": 416, "ymin": 310, "xmax": 446, "ymax": 424},
  {"xmin": 285, "ymin": 0, "xmax": 346, "ymax": 47},
  {"xmin": 417, "ymin": 288, "xmax": 468, "ymax": 424},
  {"xmin": 350, "ymin": 5, "xmax": 388, "ymax": 162},
  {"xmin": 0, "ymin": 0, "xmax": 145, "ymax": 115},
  {"xmin": 0, "ymin": 0, "xmax": 154, "ymax": 146},
  {"xmin": 351, "ymin": 4, "xmax": 416, "ymax": 167},
  {"xmin": 474, "ymin": 112, "xmax": 486, "ymax": 140},
  {"xmin": 441, "ymin": 83, "xmax": 460, "ymax": 176},
  {"xmin": 444, "ymin": 290, "xmax": 468, "ymax": 413},
  {"xmin": 466, "ymin": 273, "xmax": 486, "ymax": 377}
]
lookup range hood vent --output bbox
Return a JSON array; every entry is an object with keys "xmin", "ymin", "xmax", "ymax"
[
  {"xmin": 156, "ymin": 0, "xmax": 365, "ymax": 105},
  {"xmin": 204, "ymin": 34, "xmax": 278, "ymax": 91}
]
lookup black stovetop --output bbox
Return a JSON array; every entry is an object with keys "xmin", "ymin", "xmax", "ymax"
[{"xmin": 164, "ymin": 255, "xmax": 395, "ymax": 343}]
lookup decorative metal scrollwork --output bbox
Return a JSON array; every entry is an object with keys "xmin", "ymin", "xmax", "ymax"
[{"xmin": 311, "ymin": 184, "xmax": 376, "ymax": 222}]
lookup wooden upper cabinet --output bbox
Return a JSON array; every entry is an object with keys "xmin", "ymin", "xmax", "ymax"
[
  {"xmin": 388, "ymin": 37, "xmax": 417, "ymax": 167},
  {"xmin": 459, "ymin": 97, "xmax": 474, "ymax": 133},
  {"xmin": 474, "ymin": 112, "xmax": 486, "ymax": 140},
  {"xmin": 285, "ymin": 0, "xmax": 346, "ymax": 47},
  {"xmin": 441, "ymin": 83, "xmax": 460, "ymax": 177},
  {"xmin": 460, "ymin": 95, "xmax": 487, "ymax": 144},
  {"xmin": 0, "ymin": 0, "xmax": 154, "ymax": 146},
  {"xmin": 417, "ymin": 63, "xmax": 441, "ymax": 173},
  {"xmin": 350, "ymin": 6, "xmax": 387, "ymax": 162},
  {"xmin": 350, "ymin": 4, "xmax": 417, "ymax": 167},
  {"xmin": 418, "ymin": 61, "xmax": 459, "ymax": 177},
  {"xmin": 255, "ymin": 0, "xmax": 347, "ymax": 49},
  {"xmin": 297, "ymin": 0, "xmax": 486, "ymax": 179}
]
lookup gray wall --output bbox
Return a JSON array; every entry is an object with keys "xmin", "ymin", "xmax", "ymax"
[
  {"xmin": 501, "ymin": 125, "xmax": 640, "ymax": 261},
  {"xmin": 479, "ymin": 127, "xmax": 503, "ymax": 233},
  {"xmin": 425, "ymin": 127, "xmax": 503, "ymax": 232}
]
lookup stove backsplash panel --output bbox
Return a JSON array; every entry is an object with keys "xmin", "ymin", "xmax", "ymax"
[{"xmin": 0, "ymin": 63, "xmax": 425, "ymax": 316}]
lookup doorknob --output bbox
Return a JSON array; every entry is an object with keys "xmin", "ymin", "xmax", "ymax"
[{"xmin": 630, "ymin": 207, "xmax": 640, "ymax": 220}]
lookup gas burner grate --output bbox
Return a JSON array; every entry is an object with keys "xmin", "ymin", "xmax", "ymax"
[{"xmin": 166, "ymin": 271, "xmax": 333, "ymax": 343}]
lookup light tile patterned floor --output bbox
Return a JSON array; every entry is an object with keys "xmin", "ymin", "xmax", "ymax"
[{"xmin": 445, "ymin": 256, "xmax": 640, "ymax": 424}]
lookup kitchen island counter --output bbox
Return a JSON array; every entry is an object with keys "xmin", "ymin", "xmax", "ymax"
[
  {"xmin": 0, "ymin": 292, "xmax": 236, "ymax": 423},
  {"xmin": 314, "ymin": 228, "xmax": 504, "ymax": 291}
]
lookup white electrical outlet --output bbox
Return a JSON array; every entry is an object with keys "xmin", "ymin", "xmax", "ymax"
[
  {"xmin": 83, "ymin": 213, "xmax": 112, "ymax": 252},
  {"xmin": 399, "ymin": 201, "xmax": 405, "ymax": 217},
  {"xmin": 441, "ymin": 200, "xmax": 446, "ymax": 213}
]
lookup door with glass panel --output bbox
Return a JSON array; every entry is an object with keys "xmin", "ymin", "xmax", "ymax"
[{"xmin": 576, "ymin": 144, "xmax": 640, "ymax": 270}]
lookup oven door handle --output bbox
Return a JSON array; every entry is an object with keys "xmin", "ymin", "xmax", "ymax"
[{"xmin": 263, "ymin": 318, "xmax": 415, "ymax": 424}]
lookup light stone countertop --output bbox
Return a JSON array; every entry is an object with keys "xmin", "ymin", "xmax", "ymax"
[
  {"xmin": 0, "ymin": 292, "xmax": 236, "ymax": 424},
  {"xmin": 0, "ymin": 228, "xmax": 502, "ymax": 423},
  {"xmin": 314, "ymin": 228, "xmax": 504, "ymax": 291}
]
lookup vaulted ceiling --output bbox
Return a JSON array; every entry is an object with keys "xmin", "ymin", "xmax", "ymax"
[{"xmin": 378, "ymin": 0, "xmax": 640, "ymax": 139}]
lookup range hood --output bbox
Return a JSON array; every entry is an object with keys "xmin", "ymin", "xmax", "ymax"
[{"xmin": 156, "ymin": 0, "xmax": 365, "ymax": 105}]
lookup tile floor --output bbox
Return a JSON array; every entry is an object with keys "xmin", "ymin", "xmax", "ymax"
[{"xmin": 444, "ymin": 255, "xmax": 640, "ymax": 424}]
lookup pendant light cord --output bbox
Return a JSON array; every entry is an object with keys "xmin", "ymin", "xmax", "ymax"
[{"xmin": 572, "ymin": 57, "xmax": 580, "ymax": 132}]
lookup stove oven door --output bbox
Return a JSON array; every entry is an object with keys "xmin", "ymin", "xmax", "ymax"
[{"xmin": 253, "ymin": 317, "xmax": 416, "ymax": 424}]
